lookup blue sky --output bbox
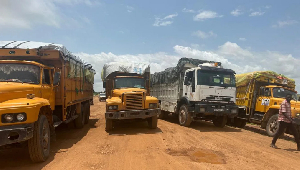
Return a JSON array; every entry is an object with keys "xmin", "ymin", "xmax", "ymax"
[{"xmin": 1, "ymin": 0, "xmax": 300, "ymax": 92}]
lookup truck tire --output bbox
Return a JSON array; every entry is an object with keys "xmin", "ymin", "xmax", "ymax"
[
  {"xmin": 74, "ymin": 104, "xmax": 85, "ymax": 128},
  {"xmin": 105, "ymin": 119, "xmax": 113, "ymax": 131},
  {"xmin": 84, "ymin": 103, "xmax": 90, "ymax": 124},
  {"xmin": 148, "ymin": 116, "xmax": 158, "ymax": 129},
  {"xmin": 234, "ymin": 118, "xmax": 247, "ymax": 128},
  {"xmin": 213, "ymin": 116, "xmax": 227, "ymax": 128},
  {"xmin": 178, "ymin": 105, "xmax": 192, "ymax": 127},
  {"xmin": 266, "ymin": 114, "xmax": 280, "ymax": 137},
  {"xmin": 158, "ymin": 110, "xmax": 167, "ymax": 119},
  {"xmin": 28, "ymin": 115, "xmax": 50, "ymax": 162}
]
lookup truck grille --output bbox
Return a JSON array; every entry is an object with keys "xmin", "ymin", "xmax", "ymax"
[{"xmin": 125, "ymin": 93, "xmax": 144, "ymax": 109}]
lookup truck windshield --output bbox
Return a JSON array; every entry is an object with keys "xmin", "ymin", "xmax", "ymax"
[
  {"xmin": 197, "ymin": 70, "xmax": 235, "ymax": 87},
  {"xmin": 273, "ymin": 87, "xmax": 297, "ymax": 100},
  {"xmin": 114, "ymin": 78, "xmax": 145, "ymax": 89},
  {"xmin": 0, "ymin": 63, "xmax": 40, "ymax": 84}
]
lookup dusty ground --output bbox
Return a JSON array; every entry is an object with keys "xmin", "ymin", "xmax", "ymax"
[{"xmin": 1, "ymin": 97, "xmax": 300, "ymax": 170}]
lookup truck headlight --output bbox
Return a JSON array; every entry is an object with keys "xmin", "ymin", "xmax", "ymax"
[
  {"xmin": 108, "ymin": 105, "xmax": 118, "ymax": 110},
  {"xmin": 200, "ymin": 108, "xmax": 205, "ymax": 112},
  {"xmin": 1, "ymin": 113, "xmax": 27, "ymax": 123},
  {"xmin": 231, "ymin": 109, "xmax": 238, "ymax": 114},
  {"xmin": 4, "ymin": 114, "xmax": 13, "ymax": 122},
  {"xmin": 149, "ymin": 103, "xmax": 157, "ymax": 109},
  {"xmin": 17, "ymin": 113, "xmax": 25, "ymax": 121}
]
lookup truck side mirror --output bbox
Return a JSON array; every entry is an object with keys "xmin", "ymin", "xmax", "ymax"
[
  {"xmin": 192, "ymin": 77, "xmax": 195, "ymax": 92},
  {"xmin": 259, "ymin": 87, "xmax": 265, "ymax": 96},
  {"xmin": 184, "ymin": 76, "xmax": 190, "ymax": 85},
  {"xmin": 103, "ymin": 81, "xmax": 106, "ymax": 88},
  {"xmin": 53, "ymin": 72, "xmax": 61, "ymax": 86}
]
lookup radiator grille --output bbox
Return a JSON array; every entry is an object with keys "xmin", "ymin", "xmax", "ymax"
[{"xmin": 125, "ymin": 93, "xmax": 143, "ymax": 109}]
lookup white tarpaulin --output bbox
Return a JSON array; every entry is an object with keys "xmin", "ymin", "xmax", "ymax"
[{"xmin": 101, "ymin": 62, "xmax": 150, "ymax": 80}]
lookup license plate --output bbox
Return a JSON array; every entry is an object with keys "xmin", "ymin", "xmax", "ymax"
[{"xmin": 214, "ymin": 109, "xmax": 224, "ymax": 112}]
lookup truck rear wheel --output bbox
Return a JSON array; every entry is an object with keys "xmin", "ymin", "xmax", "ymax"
[
  {"xmin": 178, "ymin": 105, "xmax": 192, "ymax": 127},
  {"xmin": 74, "ymin": 104, "xmax": 85, "ymax": 128},
  {"xmin": 266, "ymin": 114, "xmax": 280, "ymax": 137},
  {"xmin": 105, "ymin": 119, "xmax": 114, "ymax": 131},
  {"xmin": 28, "ymin": 115, "xmax": 50, "ymax": 162},
  {"xmin": 148, "ymin": 116, "xmax": 158, "ymax": 129},
  {"xmin": 84, "ymin": 103, "xmax": 90, "ymax": 124},
  {"xmin": 213, "ymin": 116, "xmax": 227, "ymax": 128}
]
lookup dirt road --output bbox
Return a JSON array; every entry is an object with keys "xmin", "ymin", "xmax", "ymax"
[{"xmin": 1, "ymin": 98, "xmax": 300, "ymax": 170}]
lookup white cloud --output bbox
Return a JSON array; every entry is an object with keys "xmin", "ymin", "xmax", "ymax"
[
  {"xmin": 0, "ymin": 0, "xmax": 98, "ymax": 30},
  {"xmin": 77, "ymin": 42, "xmax": 300, "ymax": 92},
  {"xmin": 182, "ymin": 8, "xmax": 195, "ymax": 13},
  {"xmin": 126, "ymin": 5, "xmax": 134, "ymax": 13},
  {"xmin": 239, "ymin": 38, "xmax": 247, "ymax": 41},
  {"xmin": 231, "ymin": 9, "xmax": 243, "ymax": 16},
  {"xmin": 272, "ymin": 20, "xmax": 298, "ymax": 28},
  {"xmin": 193, "ymin": 10, "xmax": 223, "ymax": 21},
  {"xmin": 153, "ymin": 13, "xmax": 178, "ymax": 27},
  {"xmin": 192, "ymin": 30, "xmax": 217, "ymax": 39},
  {"xmin": 249, "ymin": 11, "xmax": 265, "ymax": 17}
]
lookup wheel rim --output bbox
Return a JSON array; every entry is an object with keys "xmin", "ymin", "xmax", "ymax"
[
  {"xmin": 42, "ymin": 122, "xmax": 49, "ymax": 152},
  {"xmin": 269, "ymin": 119, "xmax": 278, "ymax": 134},
  {"xmin": 179, "ymin": 109, "xmax": 186, "ymax": 124}
]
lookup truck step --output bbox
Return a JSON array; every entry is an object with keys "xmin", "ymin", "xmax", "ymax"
[
  {"xmin": 64, "ymin": 115, "xmax": 79, "ymax": 124},
  {"xmin": 53, "ymin": 121, "xmax": 63, "ymax": 128}
]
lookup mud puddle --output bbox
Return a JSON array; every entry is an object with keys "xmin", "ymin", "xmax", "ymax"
[{"xmin": 166, "ymin": 148, "xmax": 226, "ymax": 164}]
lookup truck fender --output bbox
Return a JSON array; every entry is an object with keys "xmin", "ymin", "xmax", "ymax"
[
  {"xmin": 261, "ymin": 108, "xmax": 278, "ymax": 129},
  {"xmin": 177, "ymin": 97, "xmax": 190, "ymax": 112},
  {"xmin": 1, "ymin": 97, "xmax": 52, "ymax": 125}
]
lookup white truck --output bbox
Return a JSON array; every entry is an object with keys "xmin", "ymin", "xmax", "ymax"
[{"xmin": 150, "ymin": 58, "xmax": 238, "ymax": 127}]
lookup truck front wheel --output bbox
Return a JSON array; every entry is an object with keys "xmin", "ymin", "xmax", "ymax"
[
  {"xmin": 28, "ymin": 115, "xmax": 50, "ymax": 162},
  {"xmin": 148, "ymin": 116, "xmax": 158, "ymax": 129},
  {"xmin": 106, "ymin": 119, "xmax": 114, "ymax": 131},
  {"xmin": 234, "ymin": 118, "xmax": 247, "ymax": 128},
  {"xmin": 213, "ymin": 116, "xmax": 227, "ymax": 128},
  {"xmin": 266, "ymin": 114, "xmax": 280, "ymax": 137},
  {"xmin": 178, "ymin": 105, "xmax": 192, "ymax": 127}
]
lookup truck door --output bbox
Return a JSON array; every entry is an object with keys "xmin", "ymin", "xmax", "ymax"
[
  {"xmin": 255, "ymin": 87, "xmax": 270, "ymax": 113},
  {"xmin": 42, "ymin": 69, "xmax": 55, "ymax": 108},
  {"xmin": 183, "ymin": 70, "xmax": 195, "ymax": 100}
]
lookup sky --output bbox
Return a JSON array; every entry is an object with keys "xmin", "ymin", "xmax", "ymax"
[{"xmin": 1, "ymin": 0, "xmax": 300, "ymax": 92}]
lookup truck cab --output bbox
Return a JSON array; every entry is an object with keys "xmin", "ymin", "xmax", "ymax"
[
  {"xmin": 254, "ymin": 85, "xmax": 300, "ymax": 136},
  {"xmin": 102, "ymin": 62, "xmax": 160, "ymax": 131}
]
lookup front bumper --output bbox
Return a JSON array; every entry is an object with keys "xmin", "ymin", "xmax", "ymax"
[
  {"xmin": 105, "ymin": 108, "xmax": 161, "ymax": 120},
  {"xmin": 195, "ymin": 103, "xmax": 238, "ymax": 118},
  {"xmin": 0, "ymin": 123, "xmax": 34, "ymax": 147}
]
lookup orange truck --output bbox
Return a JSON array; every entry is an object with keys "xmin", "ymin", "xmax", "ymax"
[
  {"xmin": 0, "ymin": 41, "xmax": 95, "ymax": 162},
  {"xmin": 232, "ymin": 71, "xmax": 300, "ymax": 136},
  {"xmin": 101, "ymin": 62, "xmax": 160, "ymax": 131}
]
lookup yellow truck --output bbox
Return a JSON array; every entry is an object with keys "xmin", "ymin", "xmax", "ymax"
[
  {"xmin": 232, "ymin": 71, "xmax": 300, "ymax": 136},
  {"xmin": 0, "ymin": 41, "xmax": 95, "ymax": 162},
  {"xmin": 101, "ymin": 62, "xmax": 160, "ymax": 131}
]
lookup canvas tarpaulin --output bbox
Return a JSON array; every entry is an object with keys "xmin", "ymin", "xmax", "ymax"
[
  {"xmin": 150, "ymin": 58, "xmax": 220, "ymax": 85},
  {"xmin": 101, "ymin": 62, "xmax": 150, "ymax": 80},
  {"xmin": 235, "ymin": 71, "xmax": 295, "ymax": 88}
]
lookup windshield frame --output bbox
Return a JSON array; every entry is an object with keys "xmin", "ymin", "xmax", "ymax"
[
  {"xmin": 114, "ymin": 77, "xmax": 145, "ymax": 89},
  {"xmin": 272, "ymin": 87, "xmax": 297, "ymax": 101},
  {"xmin": 196, "ymin": 69, "xmax": 236, "ymax": 87},
  {"xmin": 0, "ymin": 63, "xmax": 41, "ymax": 84}
]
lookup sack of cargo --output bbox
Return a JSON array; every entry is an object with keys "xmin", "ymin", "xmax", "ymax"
[
  {"xmin": 236, "ymin": 71, "xmax": 295, "ymax": 88},
  {"xmin": 101, "ymin": 62, "xmax": 150, "ymax": 80}
]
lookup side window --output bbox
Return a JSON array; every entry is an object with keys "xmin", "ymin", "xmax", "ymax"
[
  {"xmin": 184, "ymin": 71, "xmax": 194, "ymax": 85},
  {"xmin": 42, "ymin": 69, "xmax": 51, "ymax": 84}
]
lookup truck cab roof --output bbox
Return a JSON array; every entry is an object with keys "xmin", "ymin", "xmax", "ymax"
[{"xmin": 0, "ymin": 60, "xmax": 54, "ymax": 69}]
